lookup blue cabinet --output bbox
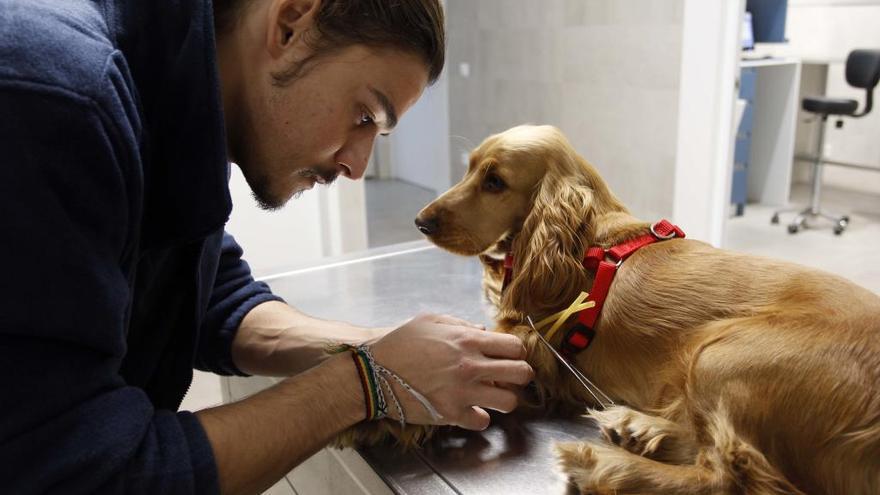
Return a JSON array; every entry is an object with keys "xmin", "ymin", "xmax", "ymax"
[{"xmin": 732, "ymin": 67, "xmax": 756, "ymax": 216}]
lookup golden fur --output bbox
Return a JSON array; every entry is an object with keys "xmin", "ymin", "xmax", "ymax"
[
  {"xmin": 341, "ymin": 125, "xmax": 880, "ymax": 494},
  {"xmin": 410, "ymin": 126, "xmax": 880, "ymax": 494}
]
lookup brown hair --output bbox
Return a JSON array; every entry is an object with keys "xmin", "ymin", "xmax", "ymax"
[{"xmin": 213, "ymin": 0, "xmax": 445, "ymax": 85}]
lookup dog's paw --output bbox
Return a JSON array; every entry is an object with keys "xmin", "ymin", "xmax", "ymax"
[
  {"xmin": 333, "ymin": 420, "xmax": 436, "ymax": 449},
  {"xmin": 555, "ymin": 441, "xmax": 618, "ymax": 495},
  {"xmin": 589, "ymin": 406, "xmax": 691, "ymax": 461},
  {"xmin": 590, "ymin": 406, "xmax": 670, "ymax": 457}
]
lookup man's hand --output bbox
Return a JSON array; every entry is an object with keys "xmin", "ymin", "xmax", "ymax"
[
  {"xmin": 205, "ymin": 307, "xmax": 533, "ymax": 495},
  {"xmin": 371, "ymin": 313, "xmax": 534, "ymax": 431}
]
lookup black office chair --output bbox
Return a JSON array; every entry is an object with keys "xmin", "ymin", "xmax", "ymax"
[{"xmin": 772, "ymin": 49, "xmax": 880, "ymax": 235}]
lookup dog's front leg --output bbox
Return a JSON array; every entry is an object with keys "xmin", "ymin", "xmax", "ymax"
[
  {"xmin": 333, "ymin": 418, "xmax": 437, "ymax": 449},
  {"xmin": 492, "ymin": 318, "xmax": 576, "ymax": 406},
  {"xmin": 589, "ymin": 406, "xmax": 697, "ymax": 463}
]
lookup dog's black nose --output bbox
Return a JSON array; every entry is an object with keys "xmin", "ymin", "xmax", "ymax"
[{"xmin": 414, "ymin": 216, "xmax": 439, "ymax": 235}]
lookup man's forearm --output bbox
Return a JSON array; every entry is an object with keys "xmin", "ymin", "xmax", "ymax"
[
  {"xmin": 196, "ymin": 352, "xmax": 364, "ymax": 495},
  {"xmin": 232, "ymin": 301, "xmax": 382, "ymax": 376}
]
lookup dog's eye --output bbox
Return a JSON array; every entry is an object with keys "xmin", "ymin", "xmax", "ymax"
[{"xmin": 482, "ymin": 173, "xmax": 506, "ymax": 193}]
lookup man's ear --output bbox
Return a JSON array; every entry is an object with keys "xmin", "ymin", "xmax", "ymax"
[{"xmin": 266, "ymin": 0, "xmax": 320, "ymax": 59}]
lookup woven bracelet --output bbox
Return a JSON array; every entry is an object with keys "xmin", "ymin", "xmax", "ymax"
[
  {"xmin": 350, "ymin": 348, "xmax": 385, "ymax": 421},
  {"xmin": 341, "ymin": 343, "xmax": 442, "ymax": 428}
]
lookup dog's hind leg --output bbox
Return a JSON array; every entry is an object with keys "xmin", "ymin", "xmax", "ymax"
[
  {"xmin": 557, "ymin": 439, "xmax": 719, "ymax": 495},
  {"xmin": 589, "ymin": 405, "xmax": 697, "ymax": 463},
  {"xmin": 557, "ymin": 406, "xmax": 803, "ymax": 495},
  {"xmin": 556, "ymin": 439, "xmax": 801, "ymax": 495}
]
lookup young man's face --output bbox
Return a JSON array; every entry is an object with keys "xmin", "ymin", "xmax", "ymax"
[{"xmin": 221, "ymin": 0, "xmax": 429, "ymax": 209}]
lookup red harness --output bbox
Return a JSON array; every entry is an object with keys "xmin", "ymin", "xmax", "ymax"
[{"xmin": 502, "ymin": 219, "xmax": 685, "ymax": 356}]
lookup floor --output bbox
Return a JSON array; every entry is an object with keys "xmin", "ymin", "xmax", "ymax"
[
  {"xmin": 725, "ymin": 183, "xmax": 880, "ymax": 294},
  {"xmin": 181, "ymin": 180, "xmax": 880, "ymax": 492}
]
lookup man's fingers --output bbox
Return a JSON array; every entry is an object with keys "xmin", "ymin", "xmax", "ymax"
[
  {"xmin": 469, "ymin": 384, "xmax": 519, "ymax": 413},
  {"xmin": 475, "ymin": 359, "xmax": 534, "ymax": 386},
  {"xmin": 456, "ymin": 406, "xmax": 491, "ymax": 431},
  {"xmin": 478, "ymin": 332, "xmax": 526, "ymax": 359}
]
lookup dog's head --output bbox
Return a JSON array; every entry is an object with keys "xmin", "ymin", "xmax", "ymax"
[{"xmin": 416, "ymin": 125, "xmax": 628, "ymax": 315}]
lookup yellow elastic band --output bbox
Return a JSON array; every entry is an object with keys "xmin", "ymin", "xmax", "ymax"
[
  {"xmin": 533, "ymin": 293, "xmax": 589, "ymax": 330},
  {"xmin": 532, "ymin": 291, "xmax": 596, "ymax": 342}
]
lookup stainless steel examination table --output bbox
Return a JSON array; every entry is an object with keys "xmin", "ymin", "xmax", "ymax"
[{"xmin": 222, "ymin": 241, "xmax": 600, "ymax": 494}]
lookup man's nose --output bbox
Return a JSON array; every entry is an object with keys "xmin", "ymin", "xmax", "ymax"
[{"xmin": 337, "ymin": 133, "xmax": 375, "ymax": 180}]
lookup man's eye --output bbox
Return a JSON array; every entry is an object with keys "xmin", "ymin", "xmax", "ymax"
[
  {"xmin": 483, "ymin": 173, "xmax": 506, "ymax": 192},
  {"xmin": 359, "ymin": 111, "xmax": 374, "ymax": 125}
]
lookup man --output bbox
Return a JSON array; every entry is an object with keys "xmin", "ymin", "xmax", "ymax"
[{"xmin": 0, "ymin": 0, "xmax": 534, "ymax": 493}]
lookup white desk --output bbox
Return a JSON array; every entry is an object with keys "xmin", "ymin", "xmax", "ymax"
[{"xmin": 739, "ymin": 57, "xmax": 802, "ymax": 206}]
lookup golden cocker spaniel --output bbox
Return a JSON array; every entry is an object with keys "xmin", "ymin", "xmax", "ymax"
[{"xmin": 409, "ymin": 125, "xmax": 880, "ymax": 494}]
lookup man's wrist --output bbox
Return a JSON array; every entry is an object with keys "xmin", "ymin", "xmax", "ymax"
[
  {"xmin": 282, "ymin": 351, "xmax": 366, "ymax": 426},
  {"xmin": 198, "ymin": 342, "xmax": 369, "ymax": 495}
]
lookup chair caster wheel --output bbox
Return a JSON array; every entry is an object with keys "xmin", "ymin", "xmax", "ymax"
[
  {"xmin": 787, "ymin": 224, "xmax": 799, "ymax": 234},
  {"xmin": 841, "ymin": 216, "xmax": 850, "ymax": 225},
  {"xmin": 834, "ymin": 223, "xmax": 846, "ymax": 235},
  {"xmin": 771, "ymin": 213, "xmax": 780, "ymax": 224}
]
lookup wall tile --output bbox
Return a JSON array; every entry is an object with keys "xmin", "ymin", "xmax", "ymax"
[{"xmin": 447, "ymin": 0, "xmax": 685, "ymax": 217}]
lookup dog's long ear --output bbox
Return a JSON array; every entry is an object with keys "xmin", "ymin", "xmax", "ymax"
[{"xmin": 503, "ymin": 172, "xmax": 592, "ymax": 316}]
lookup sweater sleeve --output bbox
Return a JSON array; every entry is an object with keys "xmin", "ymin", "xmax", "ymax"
[
  {"xmin": 195, "ymin": 232, "xmax": 284, "ymax": 376},
  {"xmin": 0, "ymin": 86, "xmax": 218, "ymax": 494}
]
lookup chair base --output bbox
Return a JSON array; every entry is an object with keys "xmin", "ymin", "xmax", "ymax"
[
  {"xmin": 771, "ymin": 207, "xmax": 850, "ymax": 235},
  {"xmin": 771, "ymin": 110, "xmax": 851, "ymax": 236}
]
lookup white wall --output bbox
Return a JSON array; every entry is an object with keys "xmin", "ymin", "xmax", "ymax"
[
  {"xmin": 385, "ymin": 0, "xmax": 452, "ymax": 195},
  {"xmin": 444, "ymin": 0, "xmax": 686, "ymax": 222},
  {"xmin": 786, "ymin": 0, "xmax": 880, "ymax": 62},
  {"xmin": 387, "ymin": 67, "xmax": 452, "ymax": 195},
  {"xmin": 225, "ymin": 165, "xmax": 367, "ymax": 279}
]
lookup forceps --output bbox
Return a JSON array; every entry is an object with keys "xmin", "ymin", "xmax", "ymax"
[{"xmin": 526, "ymin": 315, "xmax": 615, "ymax": 409}]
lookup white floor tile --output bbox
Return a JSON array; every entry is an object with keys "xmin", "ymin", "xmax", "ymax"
[{"xmin": 725, "ymin": 184, "xmax": 880, "ymax": 293}]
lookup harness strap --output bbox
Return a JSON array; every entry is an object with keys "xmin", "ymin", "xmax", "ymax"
[
  {"xmin": 562, "ymin": 219, "xmax": 685, "ymax": 355},
  {"xmin": 502, "ymin": 253, "xmax": 514, "ymax": 291},
  {"xmin": 501, "ymin": 220, "xmax": 685, "ymax": 355}
]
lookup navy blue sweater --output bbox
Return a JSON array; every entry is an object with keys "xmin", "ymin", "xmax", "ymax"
[{"xmin": 0, "ymin": 0, "xmax": 282, "ymax": 492}]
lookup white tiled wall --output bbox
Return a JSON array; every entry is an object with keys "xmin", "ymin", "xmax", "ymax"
[{"xmin": 446, "ymin": 0, "xmax": 685, "ymax": 220}]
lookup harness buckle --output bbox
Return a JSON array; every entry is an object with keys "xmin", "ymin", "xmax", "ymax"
[
  {"xmin": 650, "ymin": 222, "xmax": 677, "ymax": 240},
  {"xmin": 562, "ymin": 323, "xmax": 596, "ymax": 355}
]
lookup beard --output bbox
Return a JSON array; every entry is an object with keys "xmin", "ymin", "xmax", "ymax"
[{"xmin": 245, "ymin": 165, "xmax": 340, "ymax": 211}]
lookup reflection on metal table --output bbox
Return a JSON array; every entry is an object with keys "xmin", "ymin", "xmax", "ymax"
[{"xmin": 222, "ymin": 241, "xmax": 601, "ymax": 494}]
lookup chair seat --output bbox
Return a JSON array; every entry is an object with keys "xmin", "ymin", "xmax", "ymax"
[{"xmin": 802, "ymin": 96, "xmax": 859, "ymax": 115}]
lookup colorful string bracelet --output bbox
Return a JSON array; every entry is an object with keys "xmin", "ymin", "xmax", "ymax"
[{"xmin": 342, "ymin": 344, "xmax": 443, "ymax": 429}]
